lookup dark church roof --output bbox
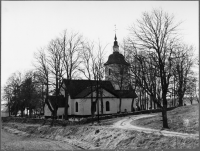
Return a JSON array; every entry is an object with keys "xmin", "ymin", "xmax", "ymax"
[
  {"xmin": 115, "ymin": 90, "xmax": 137, "ymax": 99},
  {"xmin": 62, "ymin": 79, "xmax": 137, "ymax": 99},
  {"xmin": 62, "ymin": 79, "xmax": 117, "ymax": 99},
  {"xmin": 48, "ymin": 95, "xmax": 65, "ymax": 110},
  {"xmin": 104, "ymin": 51, "xmax": 130, "ymax": 66}
]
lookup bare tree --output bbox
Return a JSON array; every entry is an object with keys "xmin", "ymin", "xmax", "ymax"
[
  {"xmin": 6, "ymin": 72, "xmax": 23, "ymax": 116},
  {"xmin": 128, "ymin": 9, "xmax": 181, "ymax": 128},
  {"xmin": 20, "ymin": 70, "xmax": 42, "ymax": 118},
  {"xmin": 47, "ymin": 38, "xmax": 65, "ymax": 120},
  {"xmin": 79, "ymin": 41, "xmax": 96, "ymax": 117},
  {"xmin": 34, "ymin": 49, "xmax": 52, "ymax": 116},
  {"xmin": 185, "ymin": 76, "xmax": 197, "ymax": 105},
  {"xmin": 172, "ymin": 44, "xmax": 194, "ymax": 106},
  {"xmin": 2, "ymin": 79, "xmax": 15, "ymax": 117},
  {"xmin": 95, "ymin": 41, "xmax": 106, "ymax": 118},
  {"xmin": 125, "ymin": 41, "xmax": 162, "ymax": 110},
  {"xmin": 59, "ymin": 30, "xmax": 83, "ymax": 120},
  {"xmin": 108, "ymin": 64, "xmax": 130, "ymax": 112},
  {"xmin": 80, "ymin": 40, "xmax": 107, "ymax": 119}
]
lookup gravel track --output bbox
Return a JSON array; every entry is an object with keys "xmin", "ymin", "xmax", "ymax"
[{"xmin": 112, "ymin": 114, "xmax": 199, "ymax": 139}]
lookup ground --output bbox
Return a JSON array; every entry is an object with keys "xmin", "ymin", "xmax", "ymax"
[
  {"xmin": 1, "ymin": 104, "xmax": 199, "ymax": 150},
  {"xmin": 131, "ymin": 104, "xmax": 199, "ymax": 134},
  {"xmin": 1, "ymin": 128, "xmax": 79, "ymax": 150}
]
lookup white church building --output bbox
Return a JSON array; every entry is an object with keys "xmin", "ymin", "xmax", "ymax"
[{"xmin": 44, "ymin": 35, "xmax": 137, "ymax": 118}]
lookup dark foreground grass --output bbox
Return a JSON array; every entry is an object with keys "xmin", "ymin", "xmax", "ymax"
[
  {"xmin": 132, "ymin": 104, "xmax": 199, "ymax": 134},
  {"xmin": 2, "ymin": 122, "xmax": 199, "ymax": 149}
]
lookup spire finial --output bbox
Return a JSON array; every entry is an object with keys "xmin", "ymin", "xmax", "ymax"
[{"xmin": 114, "ymin": 24, "xmax": 117, "ymax": 41}]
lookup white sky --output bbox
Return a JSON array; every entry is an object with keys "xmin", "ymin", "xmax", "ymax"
[{"xmin": 1, "ymin": 1, "xmax": 199, "ymax": 89}]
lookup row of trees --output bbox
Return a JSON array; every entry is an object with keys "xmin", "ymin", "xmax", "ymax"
[
  {"xmin": 3, "ymin": 31, "xmax": 106, "ymax": 119},
  {"xmin": 123, "ymin": 9, "xmax": 198, "ymax": 128},
  {"xmin": 2, "ymin": 71, "xmax": 44, "ymax": 117},
  {"xmin": 2, "ymin": 9, "xmax": 198, "ymax": 128}
]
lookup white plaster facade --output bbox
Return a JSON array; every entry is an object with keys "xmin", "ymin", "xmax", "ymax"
[{"xmin": 44, "ymin": 87, "xmax": 137, "ymax": 117}]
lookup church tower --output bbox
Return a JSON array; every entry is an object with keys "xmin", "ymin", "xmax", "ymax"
[{"xmin": 104, "ymin": 35, "xmax": 130, "ymax": 90}]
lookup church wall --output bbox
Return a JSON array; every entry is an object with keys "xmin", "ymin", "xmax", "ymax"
[
  {"xmin": 68, "ymin": 96, "xmax": 72, "ymax": 115},
  {"xmin": 57, "ymin": 107, "xmax": 65, "ymax": 116},
  {"xmin": 83, "ymin": 99, "xmax": 92, "ymax": 115},
  {"xmin": 44, "ymin": 104, "xmax": 52, "ymax": 117},
  {"xmin": 102, "ymin": 98, "xmax": 118, "ymax": 114},
  {"xmin": 72, "ymin": 98, "xmax": 118, "ymax": 116},
  {"xmin": 45, "ymin": 97, "xmax": 137, "ymax": 116},
  {"xmin": 44, "ymin": 104, "xmax": 65, "ymax": 117},
  {"xmin": 71, "ymin": 98, "xmax": 77, "ymax": 115},
  {"xmin": 48, "ymin": 83, "xmax": 137, "ymax": 116},
  {"xmin": 120, "ymin": 98, "xmax": 137, "ymax": 112},
  {"xmin": 1, "ymin": 111, "xmax": 9, "ymax": 117},
  {"xmin": 59, "ymin": 83, "xmax": 72, "ymax": 115}
]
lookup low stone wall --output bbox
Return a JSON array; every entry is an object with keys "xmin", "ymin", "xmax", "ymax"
[{"xmin": 1, "ymin": 106, "xmax": 177, "ymax": 126}]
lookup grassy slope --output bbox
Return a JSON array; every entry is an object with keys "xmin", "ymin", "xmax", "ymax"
[
  {"xmin": 2, "ymin": 122, "xmax": 199, "ymax": 149},
  {"xmin": 131, "ymin": 104, "xmax": 199, "ymax": 134},
  {"xmin": 2, "ymin": 104, "xmax": 199, "ymax": 149}
]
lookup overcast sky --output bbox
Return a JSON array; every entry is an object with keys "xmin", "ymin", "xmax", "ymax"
[{"xmin": 1, "ymin": 1, "xmax": 199, "ymax": 89}]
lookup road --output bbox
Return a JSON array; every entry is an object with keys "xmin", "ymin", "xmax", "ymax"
[
  {"xmin": 1, "ymin": 128, "xmax": 79, "ymax": 150},
  {"xmin": 112, "ymin": 114, "xmax": 199, "ymax": 139}
]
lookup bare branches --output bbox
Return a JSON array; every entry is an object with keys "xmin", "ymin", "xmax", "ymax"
[
  {"xmin": 79, "ymin": 40, "xmax": 107, "ymax": 81},
  {"xmin": 60, "ymin": 31, "xmax": 83, "ymax": 80},
  {"xmin": 127, "ymin": 9, "xmax": 184, "ymax": 128}
]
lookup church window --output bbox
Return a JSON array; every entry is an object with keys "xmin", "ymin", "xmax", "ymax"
[
  {"xmin": 106, "ymin": 101, "xmax": 110, "ymax": 111},
  {"xmin": 75, "ymin": 102, "xmax": 78, "ymax": 112}
]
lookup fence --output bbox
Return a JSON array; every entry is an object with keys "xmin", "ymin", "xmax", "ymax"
[{"xmin": 1, "ymin": 106, "xmax": 177, "ymax": 126}]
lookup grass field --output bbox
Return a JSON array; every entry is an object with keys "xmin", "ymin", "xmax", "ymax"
[
  {"xmin": 2, "ymin": 103, "xmax": 199, "ymax": 149},
  {"xmin": 131, "ymin": 104, "xmax": 199, "ymax": 134}
]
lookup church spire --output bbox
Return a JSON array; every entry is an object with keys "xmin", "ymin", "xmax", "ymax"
[
  {"xmin": 113, "ymin": 25, "xmax": 119, "ymax": 52},
  {"xmin": 115, "ymin": 34, "xmax": 117, "ymax": 41},
  {"xmin": 114, "ymin": 34, "xmax": 119, "ymax": 47},
  {"xmin": 114, "ymin": 25, "xmax": 118, "ymax": 47}
]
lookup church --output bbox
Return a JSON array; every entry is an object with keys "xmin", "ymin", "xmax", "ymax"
[{"xmin": 44, "ymin": 35, "xmax": 137, "ymax": 118}]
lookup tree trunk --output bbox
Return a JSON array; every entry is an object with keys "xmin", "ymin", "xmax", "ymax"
[
  {"xmin": 139, "ymin": 91, "xmax": 142, "ymax": 110},
  {"xmin": 161, "ymin": 107, "xmax": 169, "ymax": 128},
  {"xmin": 91, "ymin": 84, "xmax": 94, "ymax": 117},
  {"xmin": 162, "ymin": 93, "xmax": 169, "ymax": 129},
  {"xmin": 100, "ymin": 88, "xmax": 103, "ymax": 115},
  {"xmin": 21, "ymin": 109, "xmax": 24, "ymax": 117},
  {"xmin": 29, "ymin": 109, "xmax": 32, "ymax": 118},
  {"xmin": 119, "ymin": 97, "xmax": 122, "ymax": 113},
  {"xmin": 131, "ymin": 98, "xmax": 134, "ymax": 112},
  {"xmin": 178, "ymin": 94, "xmax": 184, "ymax": 106},
  {"xmin": 8, "ymin": 99, "xmax": 11, "ymax": 117},
  {"xmin": 190, "ymin": 99, "xmax": 193, "ymax": 105},
  {"xmin": 144, "ymin": 92, "xmax": 147, "ymax": 110},
  {"xmin": 64, "ymin": 90, "xmax": 69, "ymax": 120},
  {"xmin": 154, "ymin": 99, "xmax": 156, "ymax": 109}
]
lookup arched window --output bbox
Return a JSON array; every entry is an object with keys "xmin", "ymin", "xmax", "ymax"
[
  {"xmin": 76, "ymin": 102, "xmax": 78, "ymax": 112},
  {"xmin": 106, "ymin": 101, "xmax": 110, "ymax": 111}
]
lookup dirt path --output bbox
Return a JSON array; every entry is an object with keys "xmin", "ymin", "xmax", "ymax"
[
  {"xmin": 112, "ymin": 114, "xmax": 199, "ymax": 139},
  {"xmin": 1, "ymin": 128, "xmax": 80, "ymax": 150}
]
